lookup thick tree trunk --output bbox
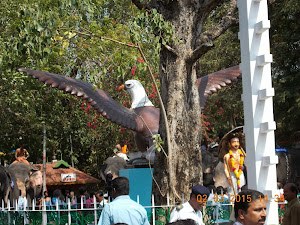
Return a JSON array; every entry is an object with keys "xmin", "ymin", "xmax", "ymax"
[
  {"xmin": 152, "ymin": 2, "xmax": 205, "ymax": 204},
  {"xmin": 154, "ymin": 57, "xmax": 203, "ymax": 203},
  {"xmin": 144, "ymin": 0, "xmax": 236, "ymax": 205}
]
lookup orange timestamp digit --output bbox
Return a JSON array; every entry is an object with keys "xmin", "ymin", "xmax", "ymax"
[
  {"xmin": 230, "ymin": 195, "xmax": 252, "ymax": 203},
  {"xmin": 274, "ymin": 194, "xmax": 285, "ymax": 202},
  {"xmin": 197, "ymin": 194, "xmax": 208, "ymax": 203},
  {"xmin": 213, "ymin": 194, "xmax": 224, "ymax": 203},
  {"xmin": 259, "ymin": 195, "xmax": 269, "ymax": 202}
]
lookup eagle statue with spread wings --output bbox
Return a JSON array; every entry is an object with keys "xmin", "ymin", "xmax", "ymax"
[{"xmin": 19, "ymin": 66, "xmax": 241, "ymax": 159}]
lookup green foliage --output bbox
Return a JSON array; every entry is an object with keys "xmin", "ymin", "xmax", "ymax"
[
  {"xmin": 0, "ymin": 0, "xmax": 138, "ymax": 177},
  {"xmin": 199, "ymin": 5, "xmax": 242, "ymax": 140},
  {"xmin": 0, "ymin": 0, "xmax": 174, "ymax": 178},
  {"xmin": 200, "ymin": 0, "xmax": 300, "ymax": 146},
  {"xmin": 152, "ymin": 134, "xmax": 164, "ymax": 152},
  {"xmin": 202, "ymin": 82, "xmax": 244, "ymax": 140},
  {"xmin": 269, "ymin": 0, "xmax": 300, "ymax": 145},
  {"xmin": 131, "ymin": 9, "xmax": 175, "ymax": 49},
  {"xmin": 1, "ymin": 0, "xmax": 297, "ymax": 181}
]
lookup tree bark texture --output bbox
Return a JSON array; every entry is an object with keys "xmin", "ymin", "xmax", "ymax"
[{"xmin": 136, "ymin": 0, "xmax": 237, "ymax": 204}]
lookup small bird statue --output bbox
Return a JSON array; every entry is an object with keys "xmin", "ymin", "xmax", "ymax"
[{"xmin": 19, "ymin": 66, "xmax": 241, "ymax": 156}]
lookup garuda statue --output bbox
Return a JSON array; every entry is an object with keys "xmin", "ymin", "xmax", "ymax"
[{"xmin": 19, "ymin": 66, "xmax": 241, "ymax": 160}]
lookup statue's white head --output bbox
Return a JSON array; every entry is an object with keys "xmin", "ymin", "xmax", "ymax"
[{"xmin": 124, "ymin": 80, "xmax": 154, "ymax": 109}]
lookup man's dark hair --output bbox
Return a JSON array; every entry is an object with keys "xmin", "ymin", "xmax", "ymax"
[
  {"xmin": 287, "ymin": 183, "xmax": 299, "ymax": 194},
  {"xmin": 53, "ymin": 189, "xmax": 62, "ymax": 198},
  {"xmin": 112, "ymin": 177, "xmax": 129, "ymax": 195},
  {"xmin": 166, "ymin": 219, "xmax": 197, "ymax": 225},
  {"xmin": 79, "ymin": 186, "xmax": 87, "ymax": 195},
  {"xmin": 216, "ymin": 186, "xmax": 224, "ymax": 195},
  {"xmin": 234, "ymin": 189, "xmax": 264, "ymax": 219},
  {"xmin": 20, "ymin": 144, "xmax": 27, "ymax": 149},
  {"xmin": 96, "ymin": 191, "xmax": 104, "ymax": 197}
]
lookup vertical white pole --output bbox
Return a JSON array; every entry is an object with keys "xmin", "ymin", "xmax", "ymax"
[
  {"xmin": 23, "ymin": 198, "xmax": 27, "ymax": 224},
  {"xmin": 42, "ymin": 198, "xmax": 47, "ymax": 225},
  {"xmin": 238, "ymin": 0, "xmax": 278, "ymax": 224},
  {"xmin": 24, "ymin": 199, "xmax": 27, "ymax": 225},
  {"xmin": 93, "ymin": 195, "xmax": 97, "ymax": 225},
  {"xmin": 67, "ymin": 198, "xmax": 71, "ymax": 224},
  {"xmin": 7, "ymin": 199, "xmax": 11, "ymax": 224},
  {"xmin": 81, "ymin": 196, "xmax": 84, "ymax": 209},
  {"xmin": 56, "ymin": 200, "xmax": 60, "ymax": 222},
  {"xmin": 151, "ymin": 194, "xmax": 155, "ymax": 225},
  {"xmin": 167, "ymin": 192, "xmax": 170, "ymax": 207}
]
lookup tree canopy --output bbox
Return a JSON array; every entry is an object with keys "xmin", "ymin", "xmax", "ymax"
[{"xmin": 0, "ymin": 0, "xmax": 299, "ymax": 193}]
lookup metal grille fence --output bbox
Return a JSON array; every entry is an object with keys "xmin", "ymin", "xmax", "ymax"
[{"xmin": 0, "ymin": 196, "xmax": 288, "ymax": 225}]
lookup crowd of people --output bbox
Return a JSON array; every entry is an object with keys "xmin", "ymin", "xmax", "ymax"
[
  {"xmin": 38, "ymin": 186, "xmax": 108, "ymax": 210},
  {"xmin": 95, "ymin": 132, "xmax": 300, "ymax": 225},
  {"xmin": 9, "ymin": 136, "xmax": 300, "ymax": 225},
  {"xmin": 97, "ymin": 177, "xmax": 299, "ymax": 225},
  {"xmin": 32, "ymin": 178, "xmax": 300, "ymax": 225}
]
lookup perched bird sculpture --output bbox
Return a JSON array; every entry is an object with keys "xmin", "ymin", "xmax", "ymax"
[{"xmin": 19, "ymin": 66, "xmax": 241, "ymax": 156}]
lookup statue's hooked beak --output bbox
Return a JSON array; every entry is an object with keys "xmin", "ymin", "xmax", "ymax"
[{"xmin": 117, "ymin": 84, "xmax": 125, "ymax": 91}]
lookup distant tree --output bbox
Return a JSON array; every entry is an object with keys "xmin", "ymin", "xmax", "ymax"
[{"xmin": 269, "ymin": 0, "xmax": 300, "ymax": 145}]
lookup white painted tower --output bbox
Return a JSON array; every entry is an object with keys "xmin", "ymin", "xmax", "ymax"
[{"xmin": 238, "ymin": 0, "xmax": 279, "ymax": 224}]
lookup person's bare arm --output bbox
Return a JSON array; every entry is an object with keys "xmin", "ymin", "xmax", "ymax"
[
  {"xmin": 15, "ymin": 149, "xmax": 20, "ymax": 161},
  {"xmin": 224, "ymin": 154, "xmax": 230, "ymax": 178},
  {"xmin": 224, "ymin": 154, "xmax": 233, "ymax": 187}
]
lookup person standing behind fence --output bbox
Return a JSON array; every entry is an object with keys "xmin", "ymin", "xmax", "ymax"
[
  {"xmin": 86, "ymin": 191, "xmax": 95, "ymax": 208},
  {"xmin": 98, "ymin": 177, "xmax": 149, "ymax": 225},
  {"xmin": 39, "ymin": 191, "xmax": 51, "ymax": 209},
  {"xmin": 52, "ymin": 189, "xmax": 66, "ymax": 208},
  {"xmin": 95, "ymin": 191, "xmax": 108, "ymax": 208},
  {"xmin": 169, "ymin": 184, "xmax": 210, "ymax": 225},
  {"xmin": 70, "ymin": 191, "xmax": 77, "ymax": 208},
  {"xmin": 283, "ymin": 183, "xmax": 300, "ymax": 225},
  {"xmin": 77, "ymin": 186, "xmax": 88, "ymax": 208},
  {"xmin": 233, "ymin": 189, "xmax": 266, "ymax": 225}
]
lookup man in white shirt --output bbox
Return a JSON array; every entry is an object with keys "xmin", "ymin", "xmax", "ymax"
[{"xmin": 169, "ymin": 184, "xmax": 210, "ymax": 225}]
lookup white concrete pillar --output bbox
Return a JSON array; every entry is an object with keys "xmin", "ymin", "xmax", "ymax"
[{"xmin": 238, "ymin": 0, "xmax": 278, "ymax": 224}]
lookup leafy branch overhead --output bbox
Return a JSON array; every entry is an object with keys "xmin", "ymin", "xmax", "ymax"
[
  {"xmin": 132, "ymin": 0, "xmax": 239, "ymax": 64},
  {"xmin": 0, "ymin": 0, "xmax": 298, "ymax": 203}
]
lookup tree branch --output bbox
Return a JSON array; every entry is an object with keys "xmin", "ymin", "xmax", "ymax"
[
  {"xmin": 2, "ymin": 106, "xmax": 20, "ymax": 117},
  {"xmin": 204, "ymin": 0, "xmax": 238, "ymax": 40},
  {"xmin": 131, "ymin": 0, "xmax": 150, "ymax": 10},
  {"xmin": 186, "ymin": 35, "xmax": 214, "ymax": 64},
  {"xmin": 163, "ymin": 44, "xmax": 180, "ymax": 57},
  {"xmin": 186, "ymin": 0, "xmax": 238, "ymax": 64},
  {"xmin": 76, "ymin": 27, "xmax": 140, "ymax": 49}
]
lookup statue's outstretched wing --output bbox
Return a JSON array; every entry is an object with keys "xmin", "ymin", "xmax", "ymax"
[
  {"xmin": 19, "ymin": 68, "xmax": 144, "ymax": 132},
  {"xmin": 196, "ymin": 66, "xmax": 242, "ymax": 108}
]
